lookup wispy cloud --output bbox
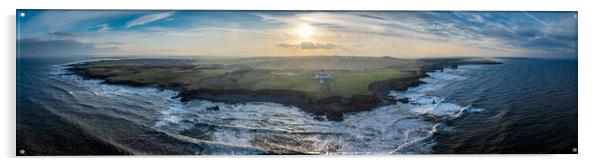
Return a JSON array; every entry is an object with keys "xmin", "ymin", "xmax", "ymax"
[
  {"xmin": 96, "ymin": 24, "xmax": 111, "ymax": 32},
  {"xmin": 523, "ymin": 12, "xmax": 549, "ymax": 26},
  {"xmin": 49, "ymin": 31, "xmax": 77, "ymax": 37},
  {"xmin": 20, "ymin": 11, "xmax": 139, "ymax": 38},
  {"xmin": 18, "ymin": 10, "xmax": 577, "ymax": 58},
  {"xmin": 276, "ymin": 42, "xmax": 337, "ymax": 49},
  {"xmin": 126, "ymin": 11, "xmax": 175, "ymax": 28}
]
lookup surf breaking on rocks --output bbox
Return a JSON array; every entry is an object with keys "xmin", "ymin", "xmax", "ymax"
[{"xmin": 47, "ymin": 59, "xmax": 485, "ymax": 154}]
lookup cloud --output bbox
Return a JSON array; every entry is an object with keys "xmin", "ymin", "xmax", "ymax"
[
  {"xmin": 97, "ymin": 41, "xmax": 123, "ymax": 45},
  {"xmin": 126, "ymin": 11, "xmax": 175, "ymax": 28},
  {"xmin": 266, "ymin": 11, "xmax": 576, "ymax": 58},
  {"xmin": 18, "ymin": 11, "xmax": 577, "ymax": 58},
  {"xmin": 49, "ymin": 31, "xmax": 77, "ymax": 37},
  {"xmin": 20, "ymin": 10, "xmax": 140, "ymax": 38},
  {"xmin": 416, "ymin": 12, "xmax": 577, "ymax": 57},
  {"xmin": 522, "ymin": 12, "xmax": 549, "ymax": 26},
  {"xmin": 18, "ymin": 38, "xmax": 118, "ymax": 57},
  {"xmin": 276, "ymin": 42, "xmax": 337, "ymax": 49},
  {"xmin": 356, "ymin": 14, "xmax": 388, "ymax": 20},
  {"xmin": 256, "ymin": 12, "xmax": 442, "ymax": 43},
  {"xmin": 300, "ymin": 42, "xmax": 337, "ymax": 49},
  {"xmin": 96, "ymin": 24, "xmax": 111, "ymax": 32},
  {"xmin": 275, "ymin": 43, "xmax": 296, "ymax": 48}
]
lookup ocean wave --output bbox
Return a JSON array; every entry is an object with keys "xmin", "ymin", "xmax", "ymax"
[
  {"xmin": 151, "ymin": 94, "xmax": 442, "ymax": 154},
  {"xmin": 48, "ymin": 61, "xmax": 485, "ymax": 154},
  {"xmin": 389, "ymin": 65, "xmax": 485, "ymax": 118}
]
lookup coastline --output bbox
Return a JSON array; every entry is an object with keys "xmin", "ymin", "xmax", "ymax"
[{"xmin": 66, "ymin": 58, "xmax": 502, "ymax": 121}]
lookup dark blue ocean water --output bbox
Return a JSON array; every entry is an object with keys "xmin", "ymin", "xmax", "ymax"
[
  {"xmin": 431, "ymin": 58, "xmax": 578, "ymax": 154},
  {"xmin": 16, "ymin": 57, "xmax": 577, "ymax": 155}
]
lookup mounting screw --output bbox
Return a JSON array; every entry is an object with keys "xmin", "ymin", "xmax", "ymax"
[
  {"xmin": 572, "ymin": 147, "xmax": 578, "ymax": 153},
  {"xmin": 19, "ymin": 149, "xmax": 26, "ymax": 155}
]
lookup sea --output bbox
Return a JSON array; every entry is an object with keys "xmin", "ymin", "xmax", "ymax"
[{"xmin": 16, "ymin": 57, "xmax": 578, "ymax": 155}]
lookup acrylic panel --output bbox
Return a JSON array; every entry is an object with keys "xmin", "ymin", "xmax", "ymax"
[{"xmin": 16, "ymin": 10, "xmax": 578, "ymax": 155}]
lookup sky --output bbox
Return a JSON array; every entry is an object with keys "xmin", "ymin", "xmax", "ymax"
[{"xmin": 17, "ymin": 10, "xmax": 577, "ymax": 59}]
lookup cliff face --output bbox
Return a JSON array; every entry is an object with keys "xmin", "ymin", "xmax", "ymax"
[
  {"xmin": 369, "ymin": 76, "xmax": 423, "ymax": 98},
  {"xmin": 68, "ymin": 66, "xmax": 422, "ymax": 121},
  {"xmin": 67, "ymin": 59, "xmax": 501, "ymax": 121},
  {"xmin": 177, "ymin": 87, "xmax": 385, "ymax": 121}
]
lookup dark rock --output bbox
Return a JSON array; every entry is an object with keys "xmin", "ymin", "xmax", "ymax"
[
  {"xmin": 368, "ymin": 76, "xmax": 422, "ymax": 97},
  {"xmin": 324, "ymin": 110, "xmax": 344, "ymax": 122},
  {"xmin": 398, "ymin": 97, "xmax": 410, "ymax": 104},
  {"xmin": 207, "ymin": 106, "xmax": 220, "ymax": 111},
  {"xmin": 67, "ymin": 58, "xmax": 502, "ymax": 122}
]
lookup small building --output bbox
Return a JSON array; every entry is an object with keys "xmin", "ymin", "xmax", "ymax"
[{"xmin": 313, "ymin": 69, "xmax": 332, "ymax": 84}]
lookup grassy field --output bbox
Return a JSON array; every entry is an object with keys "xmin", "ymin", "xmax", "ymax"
[
  {"xmin": 330, "ymin": 70, "xmax": 413, "ymax": 96},
  {"xmin": 72, "ymin": 56, "xmax": 419, "ymax": 98}
]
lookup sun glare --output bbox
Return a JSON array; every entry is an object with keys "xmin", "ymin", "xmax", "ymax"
[{"xmin": 296, "ymin": 24, "xmax": 314, "ymax": 39}]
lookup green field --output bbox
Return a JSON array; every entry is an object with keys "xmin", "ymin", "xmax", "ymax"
[{"xmin": 72, "ymin": 56, "xmax": 419, "ymax": 98}]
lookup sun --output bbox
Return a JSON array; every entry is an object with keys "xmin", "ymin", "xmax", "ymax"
[{"xmin": 295, "ymin": 23, "xmax": 314, "ymax": 40}]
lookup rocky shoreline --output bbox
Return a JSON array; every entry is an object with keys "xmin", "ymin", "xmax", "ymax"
[{"xmin": 67, "ymin": 59, "xmax": 501, "ymax": 121}]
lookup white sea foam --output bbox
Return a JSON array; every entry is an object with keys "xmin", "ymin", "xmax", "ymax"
[
  {"xmin": 389, "ymin": 66, "xmax": 485, "ymax": 118},
  {"xmin": 52, "ymin": 61, "xmax": 485, "ymax": 154},
  {"xmin": 149, "ymin": 98, "xmax": 436, "ymax": 154}
]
